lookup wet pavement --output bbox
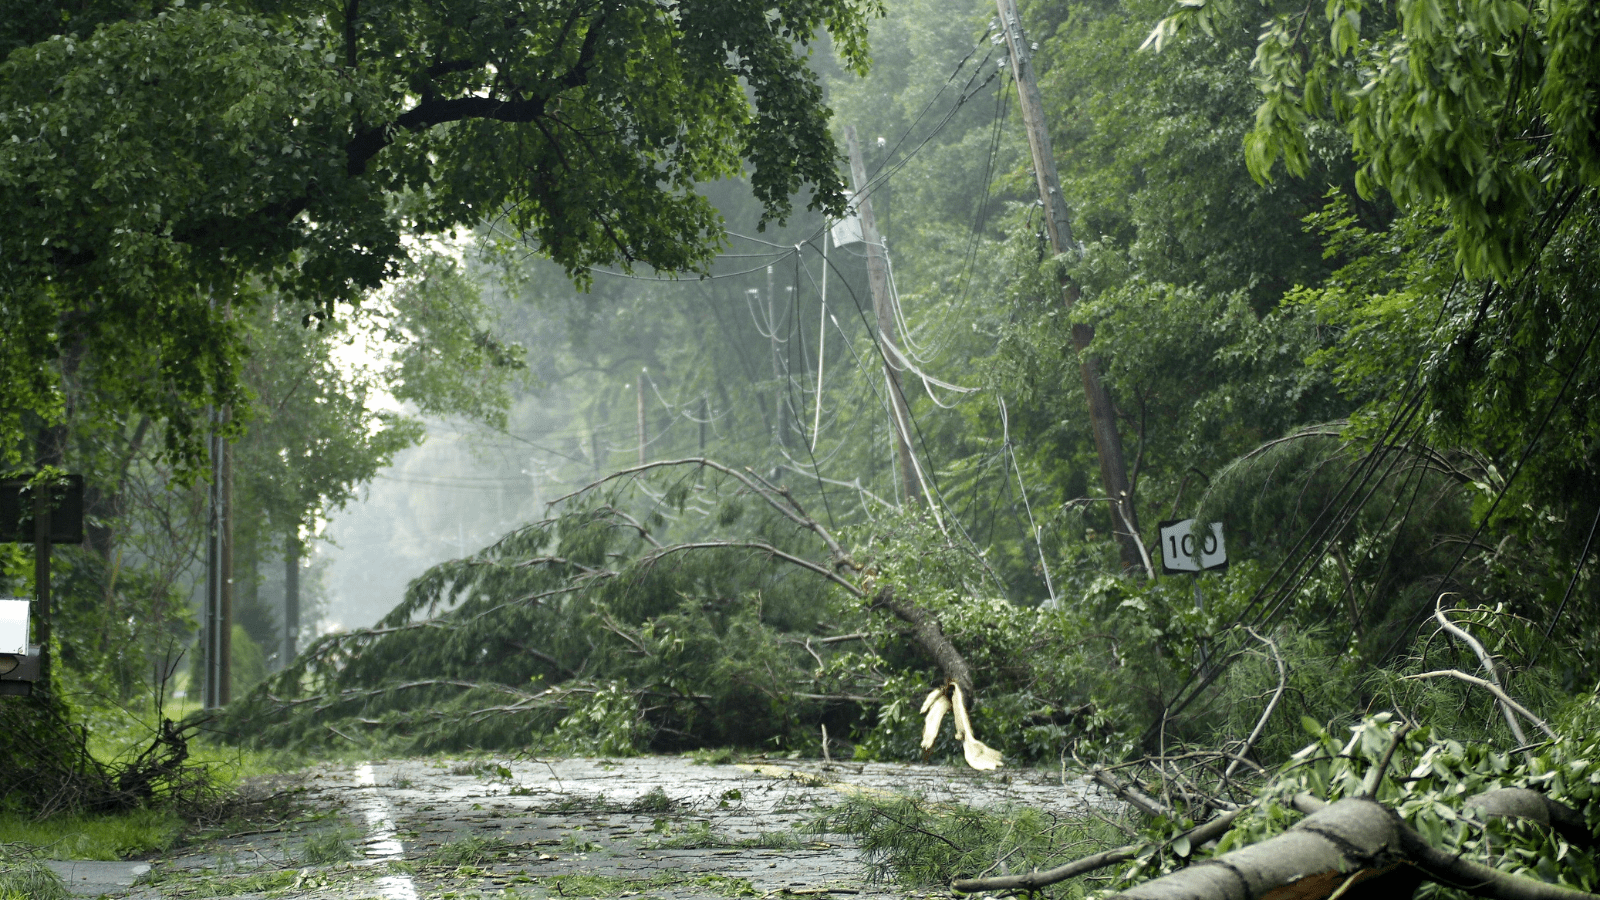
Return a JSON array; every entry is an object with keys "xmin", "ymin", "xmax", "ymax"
[{"xmin": 103, "ymin": 755, "xmax": 1112, "ymax": 899}]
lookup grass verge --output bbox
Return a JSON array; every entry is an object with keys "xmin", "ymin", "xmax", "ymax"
[{"xmin": 0, "ymin": 807, "xmax": 183, "ymax": 860}]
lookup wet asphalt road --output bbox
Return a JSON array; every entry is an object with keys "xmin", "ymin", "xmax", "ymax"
[{"xmin": 97, "ymin": 755, "xmax": 1112, "ymax": 899}]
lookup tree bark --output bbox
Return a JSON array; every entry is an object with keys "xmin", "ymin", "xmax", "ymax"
[
  {"xmin": 870, "ymin": 587, "xmax": 971, "ymax": 698},
  {"xmin": 1113, "ymin": 798, "xmax": 1599, "ymax": 900}
]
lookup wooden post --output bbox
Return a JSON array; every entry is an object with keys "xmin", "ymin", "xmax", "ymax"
[
  {"xmin": 845, "ymin": 125, "xmax": 923, "ymax": 506},
  {"xmin": 769, "ymin": 267, "xmax": 788, "ymax": 450},
  {"xmin": 994, "ymin": 0, "xmax": 1142, "ymax": 570},
  {"xmin": 31, "ymin": 480, "xmax": 52, "ymax": 697},
  {"xmin": 203, "ymin": 419, "xmax": 223, "ymax": 709}
]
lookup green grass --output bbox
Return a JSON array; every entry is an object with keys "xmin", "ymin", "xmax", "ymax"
[
  {"xmin": 76, "ymin": 693, "xmax": 312, "ymax": 790},
  {"xmin": 0, "ymin": 843, "xmax": 69, "ymax": 900},
  {"xmin": 0, "ymin": 807, "xmax": 183, "ymax": 860}
]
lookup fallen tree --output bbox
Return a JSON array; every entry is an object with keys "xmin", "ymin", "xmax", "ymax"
[
  {"xmin": 945, "ymin": 713, "xmax": 1600, "ymax": 900},
  {"xmin": 218, "ymin": 458, "xmax": 994, "ymax": 757}
]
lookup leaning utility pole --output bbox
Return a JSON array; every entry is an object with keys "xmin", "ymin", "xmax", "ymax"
[
  {"xmin": 994, "ymin": 0, "xmax": 1142, "ymax": 571},
  {"xmin": 845, "ymin": 125, "xmax": 923, "ymax": 507}
]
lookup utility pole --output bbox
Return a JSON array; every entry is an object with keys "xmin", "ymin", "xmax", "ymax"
[
  {"xmin": 220, "ymin": 425, "xmax": 233, "ymax": 704},
  {"xmin": 636, "ymin": 372, "xmax": 647, "ymax": 466},
  {"xmin": 845, "ymin": 125, "xmax": 923, "ymax": 506},
  {"xmin": 31, "ymin": 426, "xmax": 63, "ymax": 697},
  {"xmin": 282, "ymin": 529, "xmax": 299, "ymax": 667},
  {"xmin": 31, "ymin": 481, "xmax": 51, "ymax": 696},
  {"xmin": 994, "ymin": 0, "xmax": 1142, "ymax": 570},
  {"xmin": 699, "ymin": 397, "xmax": 708, "ymax": 454},
  {"xmin": 767, "ymin": 268, "xmax": 789, "ymax": 450},
  {"xmin": 203, "ymin": 412, "xmax": 226, "ymax": 708}
]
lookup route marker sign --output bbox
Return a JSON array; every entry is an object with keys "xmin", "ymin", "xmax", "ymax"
[{"xmin": 1158, "ymin": 519, "xmax": 1226, "ymax": 574}]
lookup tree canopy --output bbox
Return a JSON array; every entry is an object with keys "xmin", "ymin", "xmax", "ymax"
[{"xmin": 0, "ymin": 0, "xmax": 880, "ymax": 469}]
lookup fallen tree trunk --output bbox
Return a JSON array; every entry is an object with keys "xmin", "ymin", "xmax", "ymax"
[
  {"xmin": 1466, "ymin": 788, "xmax": 1590, "ymax": 848},
  {"xmin": 871, "ymin": 587, "xmax": 974, "ymax": 698},
  {"xmin": 1113, "ymin": 798, "xmax": 1598, "ymax": 900},
  {"xmin": 958, "ymin": 790, "xmax": 1599, "ymax": 900}
]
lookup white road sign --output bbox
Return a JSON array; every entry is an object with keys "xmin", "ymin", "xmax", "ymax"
[{"xmin": 1158, "ymin": 519, "xmax": 1226, "ymax": 574}]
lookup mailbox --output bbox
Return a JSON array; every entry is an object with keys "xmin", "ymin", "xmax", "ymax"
[{"xmin": 0, "ymin": 599, "xmax": 38, "ymax": 697}]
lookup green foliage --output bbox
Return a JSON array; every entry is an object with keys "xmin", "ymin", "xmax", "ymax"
[
  {"xmin": 809, "ymin": 794, "xmax": 1130, "ymax": 891},
  {"xmin": 0, "ymin": 0, "xmax": 881, "ymax": 465},
  {"xmin": 418, "ymin": 835, "xmax": 515, "ymax": 868},
  {"xmin": 548, "ymin": 682, "xmax": 651, "ymax": 757},
  {"xmin": 1194, "ymin": 0, "xmax": 1598, "ymax": 280},
  {"xmin": 1190, "ymin": 715, "xmax": 1600, "ymax": 898},
  {"xmin": 0, "ymin": 808, "xmax": 183, "ymax": 861},
  {"xmin": 220, "ymin": 464, "xmax": 879, "ymax": 754}
]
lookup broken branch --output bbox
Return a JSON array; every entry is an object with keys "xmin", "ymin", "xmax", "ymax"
[
  {"xmin": 1225, "ymin": 627, "xmax": 1287, "ymax": 780},
  {"xmin": 1435, "ymin": 601, "xmax": 1528, "ymax": 747},
  {"xmin": 952, "ymin": 809, "xmax": 1241, "ymax": 893},
  {"xmin": 1403, "ymin": 670, "xmax": 1557, "ymax": 742}
]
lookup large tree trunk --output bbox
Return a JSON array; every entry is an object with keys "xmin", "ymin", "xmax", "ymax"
[{"xmin": 1115, "ymin": 798, "xmax": 1598, "ymax": 900}]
